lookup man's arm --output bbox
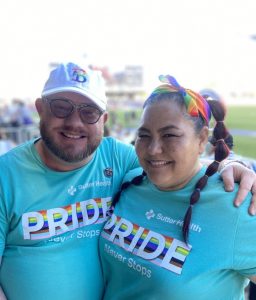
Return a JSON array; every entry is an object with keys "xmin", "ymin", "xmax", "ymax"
[
  {"xmin": 202, "ymin": 158, "xmax": 256, "ymax": 214},
  {"xmin": 220, "ymin": 162, "xmax": 256, "ymax": 215},
  {"xmin": 0, "ymin": 257, "xmax": 7, "ymax": 300}
]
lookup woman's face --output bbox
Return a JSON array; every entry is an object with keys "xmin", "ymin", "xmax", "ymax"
[{"xmin": 135, "ymin": 100, "xmax": 208, "ymax": 190}]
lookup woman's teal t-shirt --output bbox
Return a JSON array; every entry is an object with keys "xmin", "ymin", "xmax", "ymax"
[{"xmin": 100, "ymin": 167, "xmax": 256, "ymax": 300}]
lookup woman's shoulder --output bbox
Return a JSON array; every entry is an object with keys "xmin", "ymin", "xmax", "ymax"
[
  {"xmin": 122, "ymin": 167, "xmax": 144, "ymax": 183},
  {"xmin": 204, "ymin": 172, "xmax": 252, "ymax": 211}
]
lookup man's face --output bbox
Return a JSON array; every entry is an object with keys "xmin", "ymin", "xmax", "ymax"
[{"xmin": 36, "ymin": 91, "xmax": 108, "ymax": 168}]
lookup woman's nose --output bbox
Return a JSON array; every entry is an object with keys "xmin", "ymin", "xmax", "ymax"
[{"xmin": 148, "ymin": 139, "xmax": 163, "ymax": 155}]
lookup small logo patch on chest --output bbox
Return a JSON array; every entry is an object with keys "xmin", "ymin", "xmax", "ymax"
[{"xmin": 104, "ymin": 168, "xmax": 113, "ymax": 177}]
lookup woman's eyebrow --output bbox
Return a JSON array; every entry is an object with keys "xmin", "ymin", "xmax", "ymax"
[
  {"xmin": 158, "ymin": 125, "xmax": 179, "ymax": 132},
  {"xmin": 137, "ymin": 125, "xmax": 180, "ymax": 133},
  {"xmin": 137, "ymin": 127, "xmax": 149, "ymax": 132}
]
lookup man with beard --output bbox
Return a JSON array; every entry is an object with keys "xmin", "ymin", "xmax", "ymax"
[
  {"xmin": 0, "ymin": 62, "xmax": 255, "ymax": 300},
  {"xmin": 0, "ymin": 62, "xmax": 139, "ymax": 300}
]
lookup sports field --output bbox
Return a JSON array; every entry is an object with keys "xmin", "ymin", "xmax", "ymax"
[{"xmin": 226, "ymin": 105, "xmax": 256, "ymax": 159}]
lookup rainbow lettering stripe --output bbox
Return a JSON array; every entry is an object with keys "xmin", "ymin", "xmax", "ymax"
[
  {"xmin": 102, "ymin": 214, "xmax": 191, "ymax": 274},
  {"xmin": 22, "ymin": 197, "xmax": 111, "ymax": 240}
]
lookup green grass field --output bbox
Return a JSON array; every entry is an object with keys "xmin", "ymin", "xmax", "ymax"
[
  {"xmin": 226, "ymin": 106, "xmax": 256, "ymax": 159},
  {"xmin": 226, "ymin": 106, "xmax": 256, "ymax": 131}
]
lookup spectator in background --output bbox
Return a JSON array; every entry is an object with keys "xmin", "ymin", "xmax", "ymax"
[
  {"xmin": 19, "ymin": 101, "xmax": 34, "ymax": 125},
  {"xmin": 0, "ymin": 130, "xmax": 16, "ymax": 155},
  {"xmin": 0, "ymin": 104, "xmax": 13, "ymax": 127},
  {"xmin": 1, "ymin": 99, "xmax": 34, "ymax": 144},
  {"xmin": 9, "ymin": 99, "xmax": 33, "ymax": 126},
  {"xmin": 9, "ymin": 99, "xmax": 23, "ymax": 127}
]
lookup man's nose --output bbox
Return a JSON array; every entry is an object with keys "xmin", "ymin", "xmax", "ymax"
[{"xmin": 65, "ymin": 107, "xmax": 85, "ymax": 125}]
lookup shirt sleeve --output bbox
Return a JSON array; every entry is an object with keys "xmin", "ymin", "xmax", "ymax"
[
  {"xmin": 0, "ymin": 193, "xmax": 8, "ymax": 256},
  {"xmin": 233, "ymin": 196, "xmax": 256, "ymax": 277},
  {"xmin": 114, "ymin": 139, "xmax": 140, "ymax": 174}
]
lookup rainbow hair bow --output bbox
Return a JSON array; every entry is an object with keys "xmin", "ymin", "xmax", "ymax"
[{"xmin": 150, "ymin": 75, "xmax": 211, "ymax": 125}]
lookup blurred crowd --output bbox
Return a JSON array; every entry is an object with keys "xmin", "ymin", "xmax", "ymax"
[
  {"xmin": 0, "ymin": 99, "xmax": 37, "ymax": 155},
  {"xmin": 0, "ymin": 99, "xmax": 34, "ymax": 127}
]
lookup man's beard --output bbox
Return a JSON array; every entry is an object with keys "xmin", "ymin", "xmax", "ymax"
[{"xmin": 39, "ymin": 120, "xmax": 102, "ymax": 163}]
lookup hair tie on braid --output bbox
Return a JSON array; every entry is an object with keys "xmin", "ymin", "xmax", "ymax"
[
  {"xmin": 209, "ymin": 136, "xmax": 217, "ymax": 146},
  {"xmin": 216, "ymin": 138, "xmax": 225, "ymax": 143}
]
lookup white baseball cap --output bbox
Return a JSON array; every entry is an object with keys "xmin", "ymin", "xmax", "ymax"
[{"xmin": 41, "ymin": 62, "xmax": 107, "ymax": 110}]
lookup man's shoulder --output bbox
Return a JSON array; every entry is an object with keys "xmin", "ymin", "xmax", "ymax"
[
  {"xmin": 0, "ymin": 139, "xmax": 35, "ymax": 163},
  {"xmin": 100, "ymin": 137, "xmax": 135, "ymax": 152},
  {"xmin": 98, "ymin": 137, "xmax": 138, "ymax": 171}
]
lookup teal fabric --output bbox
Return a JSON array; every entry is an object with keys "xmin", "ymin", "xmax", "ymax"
[
  {"xmin": 0, "ymin": 137, "xmax": 138, "ymax": 300},
  {"xmin": 100, "ymin": 167, "xmax": 256, "ymax": 300}
]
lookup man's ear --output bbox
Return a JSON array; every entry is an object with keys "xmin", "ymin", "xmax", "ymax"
[
  {"xmin": 103, "ymin": 111, "xmax": 108, "ymax": 124},
  {"xmin": 199, "ymin": 126, "xmax": 209, "ymax": 155},
  {"xmin": 35, "ymin": 98, "xmax": 43, "ymax": 116}
]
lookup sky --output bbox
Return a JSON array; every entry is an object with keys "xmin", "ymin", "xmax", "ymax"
[{"xmin": 0, "ymin": 0, "xmax": 256, "ymax": 103}]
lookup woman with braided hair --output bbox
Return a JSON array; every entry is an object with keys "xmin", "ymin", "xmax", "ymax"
[{"xmin": 99, "ymin": 75, "xmax": 256, "ymax": 300}]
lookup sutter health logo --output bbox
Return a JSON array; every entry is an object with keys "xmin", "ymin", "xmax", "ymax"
[
  {"xmin": 68, "ymin": 181, "xmax": 111, "ymax": 196},
  {"xmin": 68, "ymin": 186, "xmax": 77, "ymax": 196},
  {"xmin": 145, "ymin": 209, "xmax": 202, "ymax": 233},
  {"xmin": 145, "ymin": 209, "xmax": 155, "ymax": 220}
]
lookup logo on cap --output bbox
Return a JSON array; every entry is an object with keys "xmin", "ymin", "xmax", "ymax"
[{"xmin": 72, "ymin": 68, "xmax": 88, "ymax": 83}]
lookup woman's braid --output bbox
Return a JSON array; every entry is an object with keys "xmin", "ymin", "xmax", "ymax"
[{"xmin": 182, "ymin": 100, "xmax": 232, "ymax": 244}]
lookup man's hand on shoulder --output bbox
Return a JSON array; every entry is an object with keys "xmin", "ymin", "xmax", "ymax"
[{"xmin": 219, "ymin": 162, "xmax": 256, "ymax": 215}]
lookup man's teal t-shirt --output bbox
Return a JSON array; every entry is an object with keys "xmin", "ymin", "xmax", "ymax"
[
  {"xmin": 0, "ymin": 137, "xmax": 138, "ymax": 300},
  {"xmin": 100, "ymin": 167, "xmax": 256, "ymax": 300}
]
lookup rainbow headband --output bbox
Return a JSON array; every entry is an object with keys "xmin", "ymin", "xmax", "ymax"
[{"xmin": 149, "ymin": 75, "xmax": 211, "ymax": 125}]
